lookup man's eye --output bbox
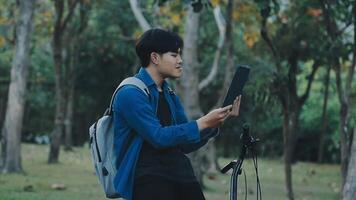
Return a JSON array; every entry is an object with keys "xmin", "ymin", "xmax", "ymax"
[{"xmin": 171, "ymin": 54, "xmax": 178, "ymax": 57}]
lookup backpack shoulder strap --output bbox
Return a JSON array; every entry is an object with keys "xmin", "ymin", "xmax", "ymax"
[{"xmin": 107, "ymin": 77, "xmax": 150, "ymax": 115}]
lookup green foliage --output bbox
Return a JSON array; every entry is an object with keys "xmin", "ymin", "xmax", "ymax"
[
  {"xmin": 0, "ymin": 0, "xmax": 16, "ymax": 77},
  {"xmin": 298, "ymin": 68, "xmax": 340, "ymax": 162},
  {"xmin": 23, "ymin": 45, "xmax": 55, "ymax": 135}
]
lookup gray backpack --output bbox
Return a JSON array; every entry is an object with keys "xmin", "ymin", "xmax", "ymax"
[{"xmin": 89, "ymin": 77, "xmax": 149, "ymax": 199}]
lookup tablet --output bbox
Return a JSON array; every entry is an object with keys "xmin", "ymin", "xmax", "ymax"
[{"xmin": 222, "ymin": 65, "xmax": 250, "ymax": 107}]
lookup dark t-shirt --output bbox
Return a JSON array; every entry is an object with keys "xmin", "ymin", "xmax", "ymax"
[{"xmin": 135, "ymin": 91, "xmax": 197, "ymax": 182}]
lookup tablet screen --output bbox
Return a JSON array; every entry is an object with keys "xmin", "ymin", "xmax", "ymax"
[{"xmin": 222, "ymin": 65, "xmax": 250, "ymax": 107}]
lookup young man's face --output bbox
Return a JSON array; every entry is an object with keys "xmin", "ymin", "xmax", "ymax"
[{"xmin": 155, "ymin": 50, "xmax": 183, "ymax": 79}]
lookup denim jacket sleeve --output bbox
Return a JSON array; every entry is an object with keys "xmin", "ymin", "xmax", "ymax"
[
  {"xmin": 173, "ymin": 95, "xmax": 219, "ymax": 154},
  {"xmin": 113, "ymin": 86, "xmax": 201, "ymax": 149}
]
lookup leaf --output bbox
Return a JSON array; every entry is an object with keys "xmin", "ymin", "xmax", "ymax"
[
  {"xmin": 159, "ymin": 6, "xmax": 169, "ymax": 15},
  {"xmin": 170, "ymin": 13, "xmax": 181, "ymax": 25},
  {"xmin": 233, "ymin": 10, "xmax": 240, "ymax": 21},
  {"xmin": 243, "ymin": 31, "xmax": 260, "ymax": 48},
  {"xmin": 307, "ymin": 8, "xmax": 323, "ymax": 18},
  {"xmin": 0, "ymin": 36, "xmax": 5, "ymax": 47},
  {"xmin": 211, "ymin": 0, "xmax": 221, "ymax": 7},
  {"xmin": 0, "ymin": 16, "xmax": 9, "ymax": 25},
  {"xmin": 42, "ymin": 11, "xmax": 53, "ymax": 18}
]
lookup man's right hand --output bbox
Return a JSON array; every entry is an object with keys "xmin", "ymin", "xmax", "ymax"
[{"xmin": 197, "ymin": 105, "xmax": 233, "ymax": 131}]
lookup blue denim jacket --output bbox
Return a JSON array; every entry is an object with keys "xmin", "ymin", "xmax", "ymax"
[{"xmin": 112, "ymin": 68, "xmax": 218, "ymax": 200}]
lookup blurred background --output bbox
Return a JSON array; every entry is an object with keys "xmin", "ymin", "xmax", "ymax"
[{"xmin": 0, "ymin": 0, "xmax": 355, "ymax": 199}]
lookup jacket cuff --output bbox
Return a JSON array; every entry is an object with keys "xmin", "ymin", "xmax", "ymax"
[
  {"xmin": 200, "ymin": 127, "xmax": 219, "ymax": 140},
  {"xmin": 186, "ymin": 121, "xmax": 200, "ymax": 142}
]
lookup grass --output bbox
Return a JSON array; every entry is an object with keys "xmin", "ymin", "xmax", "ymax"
[{"xmin": 0, "ymin": 144, "xmax": 341, "ymax": 200}]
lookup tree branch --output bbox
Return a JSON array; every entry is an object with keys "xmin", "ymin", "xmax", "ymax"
[
  {"xmin": 336, "ymin": 20, "xmax": 353, "ymax": 37},
  {"xmin": 77, "ymin": 0, "xmax": 90, "ymax": 34},
  {"xmin": 213, "ymin": 0, "xmax": 235, "ymax": 109},
  {"xmin": 198, "ymin": 6, "xmax": 225, "ymax": 91},
  {"xmin": 299, "ymin": 60, "xmax": 320, "ymax": 104},
  {"xmin": 129, "ymin": 0, "xmax": 151, "ymax": 31},
  {"xmin": 61, "ymin": 0, "xmax": 79, "ymax": 31},
  {"xmin": 54, "ymin": 0, "xmax": 64, "ymax": 36},
  {"xmin": 319, "ymin": 0, "xmax": 337, "ymax": 40},
  {"xmin": 260, "ymin": 17, "xmax": 281, "ymax": 71}
]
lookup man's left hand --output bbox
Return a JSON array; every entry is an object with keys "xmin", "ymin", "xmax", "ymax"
[{"xmin": 226, "ymin": 95, "xmax": 241, "ymax": 119}]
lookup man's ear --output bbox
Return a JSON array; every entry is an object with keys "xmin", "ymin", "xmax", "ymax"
[{"xmin": 150, "ymin": 52, "xmax": 160, "ymax": 65}]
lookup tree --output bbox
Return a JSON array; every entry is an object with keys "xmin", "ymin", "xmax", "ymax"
[
  {"xmin": 0, "ymin": 0, "xmax": 17, "ymax": 167},
  {"xmin": 318, "ymin": 0, "xmax": 355, "ymax": 187},
  {"xmin": 48, "ymin": 0, "xmax": 79, "ymax": 163},
  {"xmin": 254, "ymin": 1, "xmax": 326, "ymax": 199},
  {"xmin": 63, "ymin": 1, "xmax": 91, "ymax": 151},
  {"xmin": 1, "ymin": 0, "xmax": 36, "ymax": 173}
]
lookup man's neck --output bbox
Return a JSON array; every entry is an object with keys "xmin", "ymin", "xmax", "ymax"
[{"xmin": 146, "ymin": 64, "xmax": 164, "ymax": 91}]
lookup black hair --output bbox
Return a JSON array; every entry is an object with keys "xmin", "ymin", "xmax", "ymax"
[{"xmin": 135, "ymin": 28, "xmax": 183, "ymax": 67}]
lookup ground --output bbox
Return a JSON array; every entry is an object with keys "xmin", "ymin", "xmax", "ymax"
[{"xmin": 0, "ymin": 144, "xmax": 340, "ymax": 200}]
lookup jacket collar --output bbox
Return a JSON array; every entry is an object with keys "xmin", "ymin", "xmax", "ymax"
[{"xmin": 136, "ymin": 67, "xmax": 171, "ymax": 91}]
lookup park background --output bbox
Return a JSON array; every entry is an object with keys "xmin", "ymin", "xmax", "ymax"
[{"xmin": 0, "ymin": 0, "xmax": 355, "ymax": 199}]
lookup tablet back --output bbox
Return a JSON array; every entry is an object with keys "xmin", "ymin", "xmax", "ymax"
[{"xmin": 222, "ymin": 65, "xmax": 250, "ymax": 107}]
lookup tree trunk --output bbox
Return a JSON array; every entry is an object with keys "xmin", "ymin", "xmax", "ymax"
[
  {"xmin": 64, "ymin": 43, "xmax": 75, "ymax": 151},
  {"xmin": 48, "ymin": 0, "xmax": 78, "ymax": 163},
  {"xmin": 318, "ymin": 65, "xmax": 331, "ymax": 163},
  {"xmin": 342, "ymin": 127, "xmax": 356, "ymax": 200},
  {"xmin": 48, "ymin": 40, "xmax": 65, "ymax": 163},
  {"xmin": 334, "ymin": 60, "xmax": 352, "ymax": 186},
  {"xmin": 282, "ymin": 108, "xmax": 299, "ymax": 200},
  {"xmin": 63, "ymin": 1, "xmax": 90, "ymax": 150},
  {"xmin": 181, "ymin": 7, "xmax": 206, "ymax": 185},
  {"xmin": 64, "ymin": 80, "xmax": 74, "ymax": 150},
  {"xmin": 1, "ymin": 88, "xmax": 8, "ymax": 167},
  {"xmin": 1, "ymin": 0, "xmax": 35, "ymax": 173},
  {"xmin": 181, "ymin": 7, "xmax": 202, "ymax": 119},
  {"xmin": 48, "ymin": 1, "xmax": 65, "ymax": 164}
]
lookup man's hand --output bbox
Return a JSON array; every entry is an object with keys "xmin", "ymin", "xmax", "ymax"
[
  {"xmin": 229, "ymin": 95, "xmax": 241, "ymax": 117},
  {"xmin": 197, "ymin": 95, "xmax": 242, "ymax": 131},
  {"xmin": 197, "ymin": 105, "xmax": 232, "ymax": 130}
]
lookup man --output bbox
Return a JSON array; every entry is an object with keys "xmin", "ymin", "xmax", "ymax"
[{"xmin": 113, "ymin": 28, "xmax": 241, "ymax": 200}]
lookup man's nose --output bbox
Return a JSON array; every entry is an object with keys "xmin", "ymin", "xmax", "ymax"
[{"xmin": 177, "ymin": 55, "xmax": 183, "ymax": 64}]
